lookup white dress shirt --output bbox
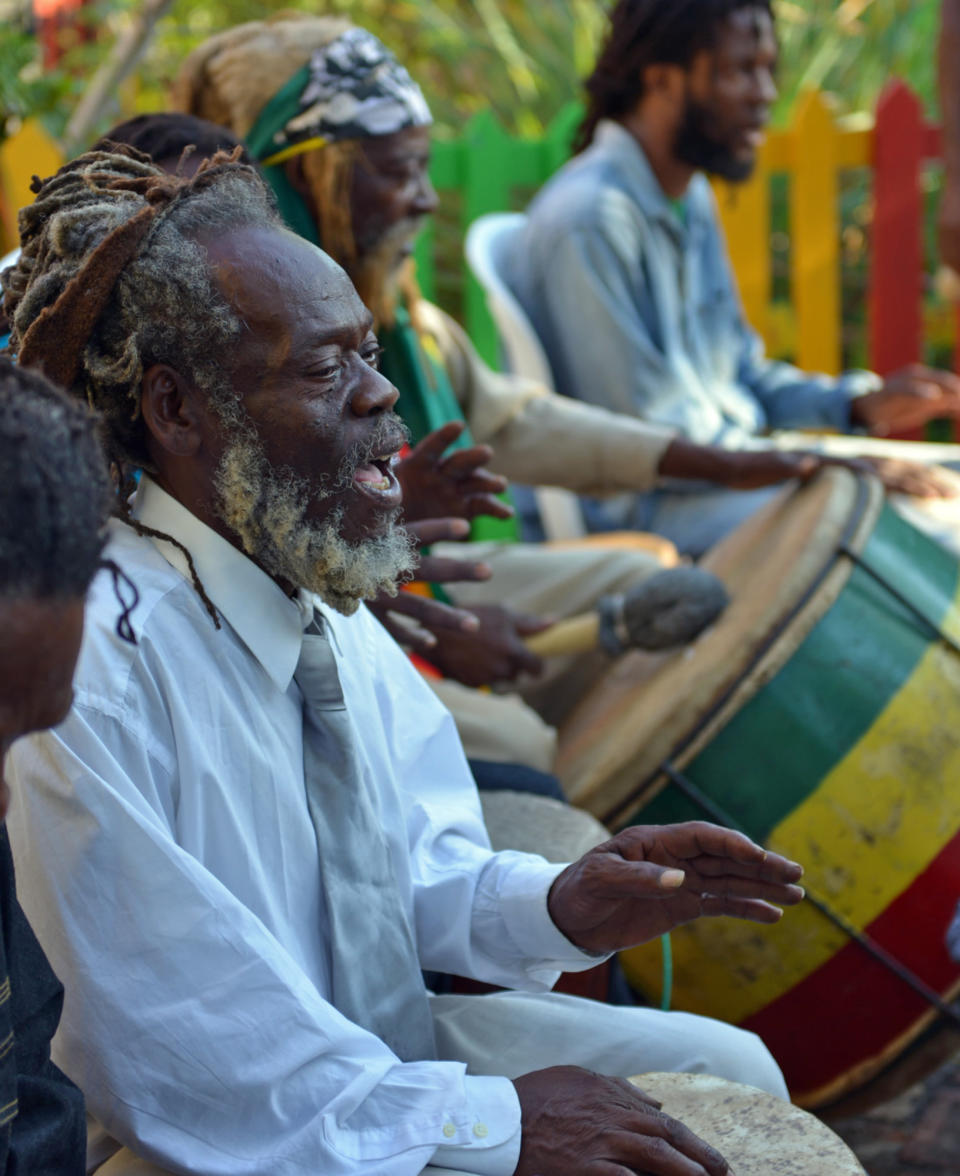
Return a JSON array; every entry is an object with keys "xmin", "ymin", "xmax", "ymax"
[{"xmin": 7, "ymin": 478, "xmax": 600, "ymax": 1176}]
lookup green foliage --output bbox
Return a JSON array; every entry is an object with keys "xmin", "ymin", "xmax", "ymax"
[{"xmin": 0, "ymin": 0, "xmax": 945, "ymax": 149}]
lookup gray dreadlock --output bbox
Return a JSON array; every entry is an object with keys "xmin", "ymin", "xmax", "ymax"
[{"xmin": 1, "ymin": 145, "xmax": 281, "ymax": 474}]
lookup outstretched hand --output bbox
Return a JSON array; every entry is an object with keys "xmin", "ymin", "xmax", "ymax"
[
  {"xmin": 396, "ymin": 421, "xmax": 513, "ymax": 524},
  {"xmin": 424, "ymin": 603, "xmax": 551, "ymax": 686},
  {"xmin": 548, "ymin": 821, "xmax": 804, "ymax": 956}
]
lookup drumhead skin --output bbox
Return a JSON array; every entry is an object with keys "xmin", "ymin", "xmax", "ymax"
[
  {"xmin": 561, "ymin": 470, "xmax": 960, "ymax": 1106},
  {"xmin": 629, "ymin": 1074, "xmax": 866, "ymax": 1174}
]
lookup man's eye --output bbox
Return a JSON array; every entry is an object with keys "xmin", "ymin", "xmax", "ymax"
[
  {"xmin": 310, "ymin": 362, "xmax": 342, "ymax": 382},
  {"xmin": 362, "ymin": 345, "xmax": 385, "ymax": 370}
]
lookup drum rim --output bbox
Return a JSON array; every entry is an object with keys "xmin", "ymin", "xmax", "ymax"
[{"xmin": 594, "ymin": 473, "xmax": 883, "ymax": 828}]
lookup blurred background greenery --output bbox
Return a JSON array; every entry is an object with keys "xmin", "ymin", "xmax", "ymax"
[{"xmin": 0, "ymin": 0, "xmax": 945, "ymax": 146}]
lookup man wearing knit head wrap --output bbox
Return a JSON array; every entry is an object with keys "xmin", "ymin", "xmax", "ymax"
[
  {"xmin": 173, "ymin": 15, "xmax": 942, "ymax": 774},
  {"xmin": 3, "ymin": 147, "xmax": 802, "ymax": 1176}
]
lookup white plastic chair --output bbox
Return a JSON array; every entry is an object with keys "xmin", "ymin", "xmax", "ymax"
[{"xmin": 465, "ymin": 213, "xmax": 586, "ymax": 540}]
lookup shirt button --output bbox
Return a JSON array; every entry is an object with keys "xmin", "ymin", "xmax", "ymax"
[
  {"xmin": 442, "ymin": 1123, "xmax": 456, "ymax": 1138},
  {"xmin": 473, "ymin": 1123, "xmax": 489, "ymax": 1139}
]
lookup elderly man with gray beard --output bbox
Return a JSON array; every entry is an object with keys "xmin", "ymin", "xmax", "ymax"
[{"xmin": 3, "ymin": 148, "xmax": 803, "ymax": 1176}]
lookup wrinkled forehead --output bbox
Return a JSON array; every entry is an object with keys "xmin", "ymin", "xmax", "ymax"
[{"xmin": 201, "ymin": 224, "xmax": 369, "ymax": 348}]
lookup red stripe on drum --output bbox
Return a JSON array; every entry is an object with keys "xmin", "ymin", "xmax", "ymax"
[{"xmin": 740, "ymin": 826, "xmax": 960, "ymax": 1105}]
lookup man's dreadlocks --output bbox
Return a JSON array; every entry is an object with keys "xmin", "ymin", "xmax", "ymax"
[
  {"xmin": 1, "ymin": 145, "xmax": 279, "ymax": 475},
  {"xmin": 2, "ymin": 146, "xmax": 285, "ymax": 627},
  {"xmin": 575, "ymin": 0, "xmax": 774, "ymax": 153},
  {"xmin": 0, "ymin": 357, "xmax": 111, "ymax": 601}
]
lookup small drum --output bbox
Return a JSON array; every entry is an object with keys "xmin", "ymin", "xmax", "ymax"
[
  {"xmin": 628, "ymin": 1073, "xmax": 866, "ymax": 1173},
  {"xmin": 558, "ymin": 469, "xmax": 960, "ymax": 1107}
]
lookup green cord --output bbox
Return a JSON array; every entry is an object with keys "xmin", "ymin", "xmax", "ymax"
[{"xmin": 659, "ymin": 933, "xmax": 673, "ymax": 1011}]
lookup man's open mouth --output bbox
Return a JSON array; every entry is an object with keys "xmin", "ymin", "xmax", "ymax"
[{"xmin": 353, "ymin": 450, "xmax": 402, "ymax": 506}]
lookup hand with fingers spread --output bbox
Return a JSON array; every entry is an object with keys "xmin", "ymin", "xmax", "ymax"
[
  {"xmin": 367, "ymin": 518, "xmax": 489, "ymax": 654},
  {"xmin": 548, "ymin": 821, "xmax": 804, "ymax": 956},
  {"xmin": 423, "ymin": 603, "xmax": 551, "ymax": 687},
  {"xmin": 850, "ymin": 365, "xmax": 960, "ymax": 435},
  {"xmin": 395, "ymin": 421, "xmax": 514, "ymax": 524},
  {"xmin": 512, "ymin": 1067, "xmax": 729, "ymax": 1176}
]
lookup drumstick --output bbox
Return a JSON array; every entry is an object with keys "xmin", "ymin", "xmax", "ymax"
[{"xmin": 525, "ymin": 566, "xmax": 729, "ymax": 658}]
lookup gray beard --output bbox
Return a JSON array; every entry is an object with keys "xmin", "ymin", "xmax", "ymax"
[{"xmin": 212, "ymin": 425, "xmax": 417, "ymax": 616}]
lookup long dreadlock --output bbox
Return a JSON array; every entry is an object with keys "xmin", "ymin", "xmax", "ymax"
[
  {"xmin": 575, "ymin": 0, "xmax": 774, "ymax": 154},
  {"xmin": 2, "ymin": 145, "xmax": 282, "ymax": 626}
]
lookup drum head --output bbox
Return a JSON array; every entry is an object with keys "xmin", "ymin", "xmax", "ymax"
[
  {"xmin": 557, "ymin": 469, "xmax": 883, "ymax": 823},
  {"xmin": 630, "ymin": 1073, "xmax": 865, "ymax": 1174}
]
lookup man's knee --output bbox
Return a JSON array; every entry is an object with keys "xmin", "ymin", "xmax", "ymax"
[{"xmin": 691, "ymin": 1019, "xmax": 788, "ymax": 1099}]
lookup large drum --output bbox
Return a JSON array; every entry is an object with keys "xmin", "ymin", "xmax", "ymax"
[{"xmin": 558, "ymin": 468, "xmax": 960, "ymax": 1108}]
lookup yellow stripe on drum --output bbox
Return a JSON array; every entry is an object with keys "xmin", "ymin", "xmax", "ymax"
[{"xmin": 622, "ymin": 593, "xmax": 960, "ymax": 1024}]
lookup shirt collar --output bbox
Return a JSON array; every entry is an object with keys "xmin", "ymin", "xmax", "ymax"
[
  {"xmin": 593, "ymin": 119, "xmax": 701, "ymax": 232},
  {"xmin": 134, "ymin": 476, "xmax": 310, "ymax": 691}
]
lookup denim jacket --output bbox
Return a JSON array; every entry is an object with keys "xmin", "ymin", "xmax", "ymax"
[{"xmin": 507, "ymin": 120, "xmax": 879, "ymax": 452}]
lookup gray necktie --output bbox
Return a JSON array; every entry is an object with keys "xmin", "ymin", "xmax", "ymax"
[{"xmin": 295, "ymin": 612, "xmax": 437, "ymax": 1061}]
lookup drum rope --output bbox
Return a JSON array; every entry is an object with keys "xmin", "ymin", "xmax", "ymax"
[
  {"xmin": 838, "ymin": 544, "xmax": 960, "ymax": 657},
  {"xmin": 659, "ymin": 762, "xmax": 960, "ymax": 1031}
]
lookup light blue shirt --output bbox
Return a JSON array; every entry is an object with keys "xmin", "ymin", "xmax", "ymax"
[{"xmin": 508, "ymin": 120, "xmax": 880, "ymax": 452}]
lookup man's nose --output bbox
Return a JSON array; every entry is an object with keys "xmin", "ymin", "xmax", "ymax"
[
  {"xmin": 756, "ymin": 67, "xmax": 777, "ymax": 107},
  {"xmin": 351, "ymin": 366, "xmax": 399, "ymax": 416},
  {"xmin": 412, "ymin": 172, "xmax": 439, "ymax": 217}
]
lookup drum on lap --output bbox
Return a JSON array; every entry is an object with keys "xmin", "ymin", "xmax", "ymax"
[
  {"xmin": 557, "ymin": 468, "xmax": 960, "ymax": 1108},
  {"xmin": 628, "ymin": 1073, "xmax": 866, "ymax": 1174}
]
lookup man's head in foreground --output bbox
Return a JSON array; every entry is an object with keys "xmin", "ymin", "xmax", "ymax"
[
  {"xmin": 578, "ymin": 0, "xmax": 778, "ymax": 181},
  {"xmin": 2, "ymin": 149, "xmax": 415, "ymax": 616},
  {"xmin": 0, "ymin": 360, "xmax": 112, "ymax": 818},
  {"xmin": 174, "ymin": 17, "xmax": 438, "ymax": 326}
]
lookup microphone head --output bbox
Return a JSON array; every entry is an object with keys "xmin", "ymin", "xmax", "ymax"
[{"xmin": 598, "ymin": 566, "xmax": 729, "ymax": 654}]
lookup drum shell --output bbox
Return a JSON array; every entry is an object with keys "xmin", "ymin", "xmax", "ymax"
[{"xmin": 612, "ymin": 495, "xmax": 960, "ymax": 1107}]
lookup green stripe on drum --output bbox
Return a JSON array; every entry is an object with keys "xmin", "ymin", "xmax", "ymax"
[{"xmin": 633, "ymin": 503, "xmax": 959, "ymax": 843}]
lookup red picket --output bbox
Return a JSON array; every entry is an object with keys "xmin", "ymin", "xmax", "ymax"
[{"xmin": 869, "ymin": 81, "xmax": 924, "ymax": 378}]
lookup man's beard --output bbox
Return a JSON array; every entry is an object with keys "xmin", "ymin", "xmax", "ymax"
[
  {"xmin": 351, "ymin": 216, "xmax": 425, "ymax": 328},
  {"xmin": 673, "ymin": 96, "xmax": 756, "ymax": 183},
  {"xmin": 212, "ymin": 416, "xmax": 417, "ymax": 616}
]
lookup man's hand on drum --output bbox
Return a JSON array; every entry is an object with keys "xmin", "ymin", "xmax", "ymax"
[
  {"xmin": 548, "ymin": 821, "xmax": 804, "ymax": 956},
  {"xmin": 850, "ymin": 365, "xmax": 960, "ymax": 436},
  {"xmin": 367, "ymin": 518, "xmax": 489, "ymax": 655},
  {"xmin": 658, "ymin": 437, "xmax": 821, "ymax": 489},
  {"xmin": 512, "ymin": 1067, "xmax": 729, "ymax": 1176},
  {"xmin": 395, "ymin": 420, "xmax": 513, "ymax": 523}
]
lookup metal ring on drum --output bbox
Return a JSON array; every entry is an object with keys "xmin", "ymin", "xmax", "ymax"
[{"xmin": 557, "ymin": 468, "xmax": 960, "ymax": 1108}]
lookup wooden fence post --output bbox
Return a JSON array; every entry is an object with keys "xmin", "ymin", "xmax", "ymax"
[
  {"xmin": 713, "ymin": 141, "xmax": 772, "ymax": 348},
  {"xmin": 791, "ymin": 90, "xmax": 842, "ymax": 374},
  {"xmin": 0, "ymin": 121, "xmax": 64, "ymax": 254},
  {"xmin": 869, "ymin": 81, "xmax": 924, "ymax": 377}
]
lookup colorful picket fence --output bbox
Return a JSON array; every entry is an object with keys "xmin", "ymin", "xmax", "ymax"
[
  {"xmin": 0, "ymin": 80, "xmax": 950, "ymax": 388},
  {"xmin": 414, "ymin": 80, "xmax": 953, "ymax": 383}
]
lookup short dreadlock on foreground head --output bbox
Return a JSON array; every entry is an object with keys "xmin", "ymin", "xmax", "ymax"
[
  {"xmin": 2, "ymin": 146, "xmax": 284, "ymax": 626},
  {"xmin": 2, "ymin": 145, "xmax": 280, "ymax": 475},
  {"xmin": 0, "ymin": 357, "xmax": 111, "ymax": 602}
]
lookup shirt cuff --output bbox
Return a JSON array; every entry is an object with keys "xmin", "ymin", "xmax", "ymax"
[
  {"xmin": 496, "ymin": 855, "xmax": 611, "ymax": 973},
  {"xmin": 430, "ymin": 1075, "xmax": 522, "ymax": 1176}
]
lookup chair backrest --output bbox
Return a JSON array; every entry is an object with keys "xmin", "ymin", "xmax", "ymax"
[
  {"xmin": 465, "ymin": 213, "xmax": 556, "ymax": 390},
  {"xmin": 465, "ymin": 212, "xmax": 587, "ymax": 541}
]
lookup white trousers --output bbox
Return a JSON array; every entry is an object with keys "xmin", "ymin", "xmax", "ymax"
[{"xmin": 93, "ymin": 989, "xmax": 785, "ymax": 1175}]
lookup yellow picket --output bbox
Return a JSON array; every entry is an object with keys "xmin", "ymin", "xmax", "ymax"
[
  {"xmin": 789, "ymin": 90, "xmax": 842, "ymax": 374},
  {"xmin": 713, "ymin": 140, "xmax": 772, "ymax": 345},
  {"xmin": 0, "ymin": 121, "xmax": 64, "ymax": 253}
]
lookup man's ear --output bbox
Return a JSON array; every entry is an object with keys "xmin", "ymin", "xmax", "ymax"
[
  {"xmin": 140, "ymin": 363, "xmax": 206, "ymax": 459},
  {"xmin": 644, "ymin": 62, "xmax": 687, "ymax": 103}
]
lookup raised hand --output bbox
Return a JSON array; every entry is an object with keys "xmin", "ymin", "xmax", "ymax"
[
  {"xmin": 512, "ymin": 1067, "xmax": 728, "ymax": 1176},
  {"xmin": 548, "ymin": 821, "xmax": 804, "ymax": 956},
  {"xmin": 395, "ymin": 421, "xmax": 513, "ymax": 524}
]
